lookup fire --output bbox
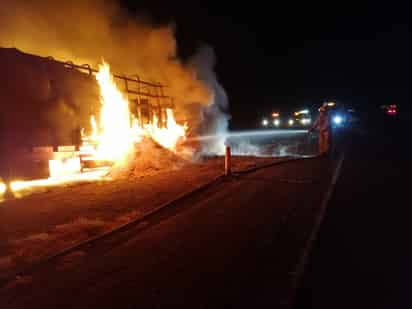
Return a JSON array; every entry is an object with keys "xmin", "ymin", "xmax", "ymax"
[
  {"xmin": 10, "ymin": 168, "xmax": 110, "ymax": 194},
  {"xmin": 85, "ymin": 61, "xmax": 187, "ymax": 161},
  {"xmin": 0, "ymin": 168, "xmax": 110, "ymax": 200},
  {"xmin": 93, "ymin": 62, "xmax": 134, "ymax": 163},
  {"xmin": 0, "ymin": 182, "xmax": 6, "ymax": 195},
  {"xmin": 90, "ymin": 116, "xmax": 98, "ymax": 140},
  {"xmin": 49, "ymin": 157, "xmax": 82, "ymax": 178},
  {"xmin": 144, "ymin": 109, "xmax": 187, "ymax": 151},
  {"xmin": 0, "ymin": 61, "xmax": 187, "ymax": 200}
]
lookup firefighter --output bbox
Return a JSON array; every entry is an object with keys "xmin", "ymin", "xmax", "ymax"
[{"xmin": 309, "ymin": 103, "xmax": 333, "ymax": 156}]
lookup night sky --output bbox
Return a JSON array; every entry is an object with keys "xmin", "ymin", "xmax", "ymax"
[{"xmin": 123, "ymin": 0, "xmax": 411, "ymax": 128}]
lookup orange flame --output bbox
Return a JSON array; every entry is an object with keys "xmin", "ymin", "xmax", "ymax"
[
  {"xmin": 144, "ymin": 109, "xmax": 187, "ymax": 151},
  {"xmin": 93, "ymin": 62, "xmax": 134, "ymax": 163},
  {"xmin": 0, "ymin": 182, "xmax": 6, "ymax": 195},
  {"xmin": 1, "ymin": 61, "xmax": 187, "ymax": 200},
  {"xmin": 85, "ymin": 61, "xmax": 187, "ymax": 161}
]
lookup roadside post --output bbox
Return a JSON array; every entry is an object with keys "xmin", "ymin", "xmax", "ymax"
[{"xmin": 225, "ymin": 145, "xmax": 231, "ymax": 176}]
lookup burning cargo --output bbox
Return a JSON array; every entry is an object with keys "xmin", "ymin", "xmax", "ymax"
[{"xmin": 0, "ymin": 47, "xmax": 183, "ymax": 184}]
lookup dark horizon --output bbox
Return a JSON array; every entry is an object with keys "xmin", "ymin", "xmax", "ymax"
[{"xmin": 122, "ymin": 0, "xmax": 411, "ymax": 128}]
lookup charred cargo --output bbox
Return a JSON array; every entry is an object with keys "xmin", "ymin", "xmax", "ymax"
[{"xmin": 0, "ymin": 47, "xmax": 173, "ymax": 181}]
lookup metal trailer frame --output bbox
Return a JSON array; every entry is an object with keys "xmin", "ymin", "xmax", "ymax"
[
  {"xmin": 0, "ymin": 54, "xmax": 176, "ymax": 181},
  {"xmin": 48, "ymin": 56, "xmax": 174, "ymax": 128}
]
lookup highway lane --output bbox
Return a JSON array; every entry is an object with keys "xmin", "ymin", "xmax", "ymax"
[
  {"xmin": 1, "ymin": 151, "xmax": 337, "ymax": 308},
  {"xmin": 296, "ymin": 120, "xmax": 410, "ymax": 308}
]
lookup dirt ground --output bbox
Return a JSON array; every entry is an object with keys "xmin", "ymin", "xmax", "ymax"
[{"xmin": 0, "ymin": 155, "xmax": 284, "ymax": 277}]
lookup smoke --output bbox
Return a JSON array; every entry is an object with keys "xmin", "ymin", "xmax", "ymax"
[
  {"xmin": 0, "ymin": 0, "xmax": 210, "ymax": 119},
  {"xmin": 0, "ymin": 0, "xmax": 235, "ymax": 159},
  {"xmin": 189, "ymin": 45, "xmax": 230, "ymax": 155},
  {"xmin": 230, "ymin": 141, "xmax": 299, "ymax": 157},
  {"xmin": 187, "ymin": 130, "xmax": 312, "ymax": 158}
]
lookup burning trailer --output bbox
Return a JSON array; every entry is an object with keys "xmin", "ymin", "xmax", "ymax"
[{"xmin": 0, "ymin": 47, "xmax": 186, "ymax": 190}]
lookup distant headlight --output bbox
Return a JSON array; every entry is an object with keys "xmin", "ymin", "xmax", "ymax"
[
  {"xmin": 288, "ymin": 119, "xmax": 294, "ymax": 126},
  {"xmin": 262, "ymin": 119, "xmax": 269, "ymax": 126},
  {"xmin": 300, "ymin": 118, "xmax": 311, "ymax": 125},
  {"xmin": 274, "ymin": 119, "xmax": 280, "ymax": 126},
  {"xmin": 333, "ymin": 115, "xmax": 343, "ymax": 125}
]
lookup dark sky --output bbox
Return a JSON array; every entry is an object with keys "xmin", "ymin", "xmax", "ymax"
[{"xmin": 123, "ymin": 0, "xmax": 411, "ymax": 128}]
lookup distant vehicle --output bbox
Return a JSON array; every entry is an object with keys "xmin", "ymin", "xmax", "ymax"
[
  {"xmin": 320, "ymin": 101, "xmax": 348, "ymax": 128},
  {"xmin": 261, "ymin": 112, "xmax": 281, "ymax": 128},
  {"xmin": 271, "ymin": 112, "xmax": 282, "ymax": 127},
  {"xmin": 261, "ymin": 109, "xmax": 313, "ymax": 129},
  {"xmin": 381, "ymin": 104, "xmax": 398, "ymax": 117},
  {"xmin": 261, "ymin": 102, "xmax": 358, "ymax": 129},
  {"xmin": 290, "ymin": 109, "xmax": 312, "ymax": 128},
  {"xmin": 261, "ymin": 118, "xmax": 270, "ymax": 127}
]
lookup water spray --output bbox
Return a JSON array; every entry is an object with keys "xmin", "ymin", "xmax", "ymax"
[{"xmin": 187, "ymin": 129, "xmax": 308, "ymax": 142}]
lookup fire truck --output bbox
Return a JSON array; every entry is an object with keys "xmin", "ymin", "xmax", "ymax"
[{"xmin": 0, "ymin": 47, "xmax": 173, "ymax": 183}]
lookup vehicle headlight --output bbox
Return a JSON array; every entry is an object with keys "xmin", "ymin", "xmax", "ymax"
[
  {"xmin": 333, "ymin": 115, "xmax": 343, "ymax": 124},
  {"xmin": 274, "ymin": 119, "xmax": 280, "ymax": 126},
  {"xmin": 300, "ymin": 118, "xmax": 311, "ymax": 125},
  {"xmin": 262, "ymin": 119, "xmax": 268, "ymax": 126},
  {"xmin": 288, "ymin": 119, "xmax": 294, "ymax": 126}
]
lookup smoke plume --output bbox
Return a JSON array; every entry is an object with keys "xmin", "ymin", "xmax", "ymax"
[
  {"xmin": 189, "ymin": 45, "xmax": 230, "ymax": 155},
  {"xmin": 0, "ymin": 0, "xmax": 232, "ymax": 156},
  {"xmin": 0, "ymin": 0, "xmax": 210, "ymax": 119}
]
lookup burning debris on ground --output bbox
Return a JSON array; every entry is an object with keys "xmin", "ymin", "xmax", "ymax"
[
  {"xmin": 0, "ymin": 53, "xmax": 190, "ymax": 196},
  {"xmin": 109, "ymin": 137, "xmax": 188, "ymax": 179},
  {"xmin": 0, "ymin": 0, "xmax": 233, "ymax": 197},
  {"xmin": 0, "ymin": 7, "xmax": 281, "ymax": 274},
  {"xmin": 0, "ymin": 0, "xmax": 311, "ymax": 282},
  {"xmin": 0, "ymin": 44, "xmax": 236, "ymax": 200},
  {"xmin": 0, "ymin": 155, "xmax": 284, "ymax": 277}
]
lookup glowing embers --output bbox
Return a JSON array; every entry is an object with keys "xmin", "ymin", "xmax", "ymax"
[{"xmin": 4, "ymin": 168, "xmax": 110, "ymax": 197}]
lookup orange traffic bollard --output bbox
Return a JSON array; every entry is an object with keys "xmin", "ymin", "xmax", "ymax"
[{"xmin": 225, "ymin": 145, "xmax": 231, "ymax": 176}]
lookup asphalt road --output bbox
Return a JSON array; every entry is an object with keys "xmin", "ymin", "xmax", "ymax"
[
  {"xmin": 296, "ymin": 118, "xmax": 410, "ymax": 308},
  {"xmin": 0, "ymin": 135, "xmax": 338, "ymax": 308}
]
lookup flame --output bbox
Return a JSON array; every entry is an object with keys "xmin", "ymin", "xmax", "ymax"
[
  {"xmin": 93, "ymin": 62, "xmax": 134, "ymax": 163},
  {"xmin": 90, "ymin": 116, "xmax": 98, "ymax": 140},
  {"xmin": 49, "ymin": 157, "xmax": 82, "ymax": 178},
  {"xmin": 0, "ymin": 168, "xmax": 109, "ymax": 202},
  {"xmin": 144, "ymin": 109, "xmax": 187, "ymax": 151},
  {"xmin": 9, "ymin": 168, "xmax": 110, "ymax": 193},
  {"xmin": 86, "ymin": 61, "xmax": 186, "ymax": 159},
  {"xmin": 1, "ymin": 61, "xmax": 188, "ymax": 201},
  {"xmin": 0, "ymin": 182, "xmax": 6, "ymax": 195}
]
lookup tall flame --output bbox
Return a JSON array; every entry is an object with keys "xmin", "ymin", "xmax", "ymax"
[
  {"xmin": 145, "ymin": 109, "xmax": 187, "ymax": 151},
  {"xmin": 94, "ymin": 62, "xmax": 134, "ymax": 163},
  {"xmin": 86, "ymin": 61, "xmax": 187, "ymax": 163},
  {"xmin": 0, "ymin": 61, "xmax": 188, "ymax": 200}
]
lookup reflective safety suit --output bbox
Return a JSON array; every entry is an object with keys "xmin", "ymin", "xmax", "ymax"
[{"xmin": 310, "ymin": 109, "xmax": 332, "ymax": 155}]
